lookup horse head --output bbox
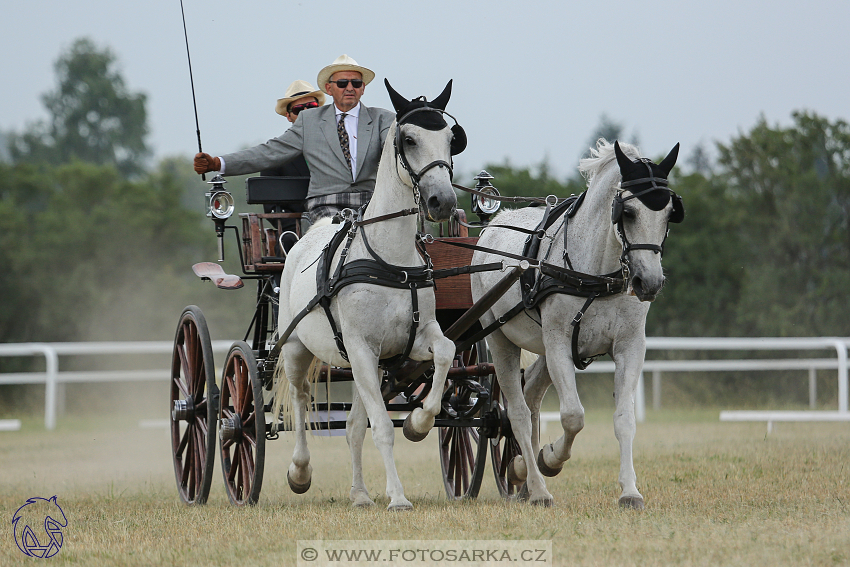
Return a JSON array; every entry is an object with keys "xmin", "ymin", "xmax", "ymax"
[
  {"xmin": 385, "ymin": 79, "xmax": 461, "ymax": 222},
  {"xmin": 613, "ymin": 141, "xmax": 683, "ymax": 301}
]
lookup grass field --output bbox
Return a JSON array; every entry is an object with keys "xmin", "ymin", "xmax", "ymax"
[{"xmin": 1, "ymin": 408, "xmax": 848, "ymax": 566}]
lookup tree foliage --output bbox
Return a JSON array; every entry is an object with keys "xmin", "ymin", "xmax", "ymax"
[{"xmin": 8, "ymin": 38, "xmax": 149, "ymax": 177}]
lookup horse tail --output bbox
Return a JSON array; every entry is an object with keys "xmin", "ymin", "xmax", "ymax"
[
  {"xmin": 271, "ymin": 355, "xmax": 324, "ymax": 434},
  {"xmin": 270, "ymin": 359, "xmax": 290, "ymax": 435},
  {"xmin": 520, "ymin": 349, "xmax": 539, "ymax": 370}
]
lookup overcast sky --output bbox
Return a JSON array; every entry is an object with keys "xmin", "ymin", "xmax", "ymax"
[{"xmin": 3, "ymin": 0, "xmax": 848, "ymax": 180}]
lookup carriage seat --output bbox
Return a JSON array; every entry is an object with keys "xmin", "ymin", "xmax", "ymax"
[
  {"xmin": 240, "ymin": 176, "xmax": 310, "ymax": 273},
  {"xmin": 245, "ymin": 175, "xmax": 309, "ymax": 206}
]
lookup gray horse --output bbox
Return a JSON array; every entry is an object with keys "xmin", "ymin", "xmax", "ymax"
[
  {"xmin": 273, "ymin": 82, "xmax": 461, "ymax": 510},
  {"xmin": 470, "ymin": 139, "xmax": 682, "ymax": 507}
]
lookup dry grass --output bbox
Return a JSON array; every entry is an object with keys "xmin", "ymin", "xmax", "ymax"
[{"xmin": 1, "ymin": 409, "xmax": 848, "ymax": 566}]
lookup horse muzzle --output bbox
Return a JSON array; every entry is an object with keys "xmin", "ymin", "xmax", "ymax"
[{"xmin": 630, "ymin": 273, "xmax": 665, "ymax": 302}]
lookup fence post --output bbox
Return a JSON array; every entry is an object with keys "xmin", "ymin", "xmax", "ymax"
[
  {"xmin": 833, "ymin": 339, "xmax": 848, "ymax": 413},
  {"xmin": 43, "ymin": 345, "xmax": 59, "ymax": 430},
  {"xmin": 652, "ymin": 370, "xmax": 662, "ymax": 410},
  {"xmin": 809, "ymin": 367, "xmax": 817, "ymax": 409}
]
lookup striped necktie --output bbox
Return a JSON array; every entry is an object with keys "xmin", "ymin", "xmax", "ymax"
[{"xmin": 337, "ymin": 113, "xmax": 352, "ymax": 173}]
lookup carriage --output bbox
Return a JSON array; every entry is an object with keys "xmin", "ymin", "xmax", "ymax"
[
  {"xmin": 169, "ymin": 81, "xmax": 683, "ymax": 509},
  {"xmin": 169, "ymin": 169, "xmax": 524, "ymax": 506}
]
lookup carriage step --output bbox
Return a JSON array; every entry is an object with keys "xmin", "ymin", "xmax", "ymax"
[{"xmin": 192, "ymin": 262, "xmax": 244, "ymax": 289}]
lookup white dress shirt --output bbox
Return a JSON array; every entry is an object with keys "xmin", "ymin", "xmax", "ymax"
[{"xmin": 335, "ymin": 102, "xmax": 360, "ymax": 180}]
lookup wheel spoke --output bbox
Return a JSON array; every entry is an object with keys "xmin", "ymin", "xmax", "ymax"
[
  {"xmin": 227, "ymin": 449, "xmax": 239, "ymax": 482},
  {"xmin": 176, "ymin": 423, "xmax": 189, "ymax": 459},
  {"xmin": 182, "ymin": 425, "xmax": 193, "ymax": 487},
  {"xmin": 195, "ymin": 414, "xmax": 208, "ymax": 436},
  {"xmin": 225, "ymin": 374, "xmax": 238, "ymax": 414},
  {"xmin": 177, "ymin": 346, "xmax": 191, "ymax": 391}
]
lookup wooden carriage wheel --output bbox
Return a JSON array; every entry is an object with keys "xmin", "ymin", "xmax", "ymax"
[
  {"xmin": 170, "ymin": 305, "xmax": 218, "ymax": 505},
  {"xmin": 438, "ymin": 341, "xmax": 490, "ymax": 500},
  {"xmin": 489, "ymin": 378, "xmax": 524, "ymax": 498},
  {"xmin": 218, "ymin": 341, "xmax": 266, "ymax": 506}
]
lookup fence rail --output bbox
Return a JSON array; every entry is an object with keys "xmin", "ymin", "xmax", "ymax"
[{"xmin": 1, "ymin": 338, "xmax": 848, "ymax": 430}]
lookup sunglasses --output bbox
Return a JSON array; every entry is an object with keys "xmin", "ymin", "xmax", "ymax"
[
  {"xmin": 331, "ymin": 79, "xmax": 363, "ymax": 89},
  {"xmin": 289, "ymin": 101, "xmax": 319, "ymax": 115}
]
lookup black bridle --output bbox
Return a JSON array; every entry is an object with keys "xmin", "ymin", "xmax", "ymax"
[
  {"xmin": 612, "ymin": 161, "xmax": 684, "ymax": 271},
  {"xmin": 393, "ymin": 106, "xmax": 462, "ymax": 199}
]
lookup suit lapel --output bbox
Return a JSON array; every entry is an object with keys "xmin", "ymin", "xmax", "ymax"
[
  {"xmin": 355, "ymin": 105, "xmax": 374, "ymax": 182},
  {"xmin": 320, "ymin": 105, "xmax": 351, "ymax": 175}
]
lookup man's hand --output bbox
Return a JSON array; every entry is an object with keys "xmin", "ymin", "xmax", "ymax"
[{"xmin": 194, "ymin": 152, "xmax": 221, "ymax": 174}]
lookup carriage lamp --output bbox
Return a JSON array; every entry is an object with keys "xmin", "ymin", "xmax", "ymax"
[
  {"xmin": 471, "ymin": 170, "xmax": 501, "ymax": 220},
  {"xmin": 206, "ymin": 175, "xmax": 234, "ymax": 220},
  {"xmin": 205, "ymin": 175, "xmax": 234, "ymax": 261}
]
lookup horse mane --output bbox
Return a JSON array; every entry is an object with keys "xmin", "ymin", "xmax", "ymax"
[{"xmin": 578, "ymin": 138, "xmax": 642, "ymax": 188}]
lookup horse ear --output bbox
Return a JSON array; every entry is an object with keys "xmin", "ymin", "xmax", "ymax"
[
  {"xmin": 384, "ymin": 79, "xmax": 408, "ymax": 113},
  {"xmin": 450, "ymin": 124, "xmax": 467, "ymax": 155},
  {"xmin": 430, "ymin": 80, "xmax": 453, "ymax": 110},
  {"xmin": 658, "ymin": 143, "xmax": 680, "ymax": 176},
  {"xmin": 614, "ymin": 140, "xmax": 636, "ymax": 175}
]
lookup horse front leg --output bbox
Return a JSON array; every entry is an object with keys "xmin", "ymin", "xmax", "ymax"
[
  {"xmin": 346, "ymin": 387, "xmax": 375, "ymax": 507},
  {"xmin": 347, "ymin": 346, "xmax": 412, "ymax": 511},
  {"xmin": 489, "ymin": 328, "xmax": 553, "ymax": 506},
  {"xmin": 402, "ymin": 321, "xmax": 455, "ymax": 441},
  {"xmin": 537, "ymin": 335, "xmax": 584, "ymax": 478},
  {"xmin": 521, "ymin": 355, "xmax": 554, "ymax": 467},
  {"xmin": 283, "ymin": 342, "xmax": 316, "ymax": 494},
  {"xmin": 612, "ymin": 350, "xmax": 645, "ymax": 509}
]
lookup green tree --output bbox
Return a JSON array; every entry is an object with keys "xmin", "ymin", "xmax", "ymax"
[
  {"xmin": 717, "ymin": 111, "xmax": 850, "ymax": 336},
  {"xmin": 8, "ymin": 38, "xmax": 149, "ymax": 177}
]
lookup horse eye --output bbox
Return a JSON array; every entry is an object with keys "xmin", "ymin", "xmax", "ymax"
[
  {"xmin": 404, "ymin": 136, "xmax": 416, "ymax": 146},
  {"xmin": 622, "ymin": 208, "xmax": 636, "ymax": 220}
]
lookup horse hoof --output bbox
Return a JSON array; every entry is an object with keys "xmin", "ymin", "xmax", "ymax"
[
  {"xmin": 618, "ymin": 495, "xmax": 645, "ymax": 510},
  {"xmin": 402, "ymin": 413, "xmax": 429, "ymax": 442},
  {"xmin": 530, "ymin": 496, "xmax": 554, "ymax": 507},
  {"xmin": 507, "ymin": 455, "xmax": 527, "ymax": 484},
  {"xmin": 287, "ymin": 470, "xmax": 312, "ymax": 494},
  {"xmin": 387, "ymin": 501, "xmax": 413, "ymax": 512},
  {"xmin": 537, "ymin": 445, "xmax": 564, "ymax": 478},
  {"xmin": 352, "ymin": 498, "xmax": 376, "ymax": 508}
]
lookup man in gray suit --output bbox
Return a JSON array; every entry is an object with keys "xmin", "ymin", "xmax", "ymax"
[{"xmin": 194, "ymin": 55, "xmax": 395, "ymax": 221}]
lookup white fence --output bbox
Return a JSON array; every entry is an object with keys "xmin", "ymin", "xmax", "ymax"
[{"xmin": 1, "ymin": 337, "xmax": 848, "ymax": 430}]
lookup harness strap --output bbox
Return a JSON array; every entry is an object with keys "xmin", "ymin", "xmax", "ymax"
[
  {"xmin": 355, "ymin": 207, "xmax": 419, "ymax": 227},
  {"xmin": 431, "ymin": 262, "xmax": 504, "ymax": 280},
  {"xmin": 454, "ymin": 301, "xmax": 527, "ymax": 354},
  {"xmin": 452, "ymin": 183, "xmax": 550, "ymax": 204},
  {"xmin": 570, "ymin": 294, "xmax": 602, "ymax": 370}
]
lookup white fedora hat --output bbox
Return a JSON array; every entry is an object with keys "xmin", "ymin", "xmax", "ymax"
[
  {"xmin": 275, "ymin": 79, "xmax": 326, "ymax": 116},
  {"xmin": 317, "ymin": 54, "xmax": 376, "ymax": 93}
]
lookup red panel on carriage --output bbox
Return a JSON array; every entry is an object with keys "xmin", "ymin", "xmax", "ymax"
[
  {"xmin": 239, "ymin": 212, "xmax": 304, "ymax": 273},
  {"xmin": 425, "ymin": 237, "xmax": 478, "ymax": 310}
]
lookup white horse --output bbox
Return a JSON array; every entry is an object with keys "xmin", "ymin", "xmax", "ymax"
[
  {"xmin": 470, "ymin": 139, "xmax": 682, "ymax": 507},
  {"xmin": 274, "ymin": 81, "xmax": 461, "ymax": 511}
]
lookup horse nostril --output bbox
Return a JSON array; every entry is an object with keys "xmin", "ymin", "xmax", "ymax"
[{"xmin": 428, "ymin": 195, "xmax": 440, "ymax": 210}]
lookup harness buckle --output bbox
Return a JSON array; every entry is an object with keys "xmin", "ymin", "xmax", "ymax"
[
  {"xmin": 412, "ymin": 311, "xmax": 420, "ymax": 324},
  {"xmin": 545, "ymin": 194, "xmax": 558, "ymax": 207},
  {"xmin": 400, "ymin": 271, "xmax": 408, "ymax": 284},
  {"xmin": 572, "ymin": 311, "xmax": 584, "ymax": 325}
]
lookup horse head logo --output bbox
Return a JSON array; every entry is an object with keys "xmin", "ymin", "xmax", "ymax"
[{"xmin": 12, "ymin": 496, "xmax": 67, "ymax": 559}]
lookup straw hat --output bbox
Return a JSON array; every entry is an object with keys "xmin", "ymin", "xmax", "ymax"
[
  {"xmin": 275, "ymin": 79, "xmax": 326, "ymax": 116},
  {"xmin": 316, "ymin": 54, "xmax": 376, "ymax": 93}
]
